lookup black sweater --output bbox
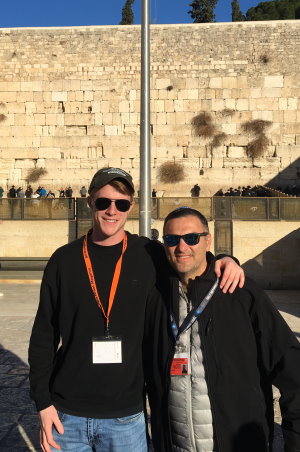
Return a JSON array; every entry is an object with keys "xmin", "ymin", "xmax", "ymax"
[{"xmin": 28, "ymin": 232, "xmax": 162, "ymax": 418}]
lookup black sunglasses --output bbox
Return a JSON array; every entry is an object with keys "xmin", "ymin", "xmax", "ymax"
[
  {"xmin": 94, "ymin": 197, "xmax": 132, "ymax": 212},
  {"xmin": 163, "ymin": 232, "xmax": 208, "ymax": 247}
]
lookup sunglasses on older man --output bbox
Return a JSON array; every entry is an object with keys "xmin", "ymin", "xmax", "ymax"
[
  {"xmin": 163, "ymin": 232, "xmax": 208, "ymax": 247},
  {"xmin": 94, "ymin": 197, "xmax": 132, "ymax": 212}
]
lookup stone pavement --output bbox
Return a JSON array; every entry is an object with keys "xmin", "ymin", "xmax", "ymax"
[{"xmin": 0, "ymin": 273, "xmax": 299, "ymax": 451}]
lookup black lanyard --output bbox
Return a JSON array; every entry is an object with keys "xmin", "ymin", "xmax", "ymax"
[{"xmin": 170, "ymin": 278, "xmax": 219, "ymax": 342}]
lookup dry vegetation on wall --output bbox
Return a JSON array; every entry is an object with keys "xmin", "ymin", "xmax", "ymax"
[
  {"xmin": 0, "ymin": 114, "xmax": 7, "ymax": 122},
  {"xmin": 211, "ymin": 132, "xmax": 227, "ymax": 148},
  {"xmin": 191, "ymin": 112, "xmax": 216, "ymax": 138},
  {"xmin": 158, "ymin": 161, "xmax": 185, "ymax": 184},
  {"xmin": 26, "ymin": 168, "xmax": 48, "ymax": 183},
  {"xmin": 242, "ymin": 119, "xmax": 272, "ymax": 158}
]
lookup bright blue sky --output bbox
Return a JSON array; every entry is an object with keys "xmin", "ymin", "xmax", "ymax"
[{"xmin": 1, "ymin": 0, "xmax": 259, "ymax": 28}]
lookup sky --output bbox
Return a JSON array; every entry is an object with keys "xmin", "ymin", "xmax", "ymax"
[{"xmin": 0, "ymin": 0, "xmax": 260, "ymax": 29}]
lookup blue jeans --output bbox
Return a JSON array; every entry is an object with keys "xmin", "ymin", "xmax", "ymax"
[{"xmin": 52, "ymin": 411, "xmax": 148, "ymax": 452}]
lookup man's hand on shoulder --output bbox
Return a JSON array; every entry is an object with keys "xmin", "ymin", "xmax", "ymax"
[
  {"xmin": 214, "ymin": 256, "xmax": 245, "ymax": 294},
  {"xmin": 39, "ymin": 405, "xmax": 64, "ymax": 452}
]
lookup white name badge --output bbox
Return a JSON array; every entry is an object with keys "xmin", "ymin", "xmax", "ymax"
[{"xmin": 92, "ymin": 338, "xmax": 122, "ymax": 364}]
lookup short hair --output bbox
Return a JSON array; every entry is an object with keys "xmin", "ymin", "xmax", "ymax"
[
  {"xmin": 163, "ymin": 207, "xmax": 209, "ymax": 232},
  {"xmin": 90, "ymin": 179, "xmax": 134, "ymax": 199}
]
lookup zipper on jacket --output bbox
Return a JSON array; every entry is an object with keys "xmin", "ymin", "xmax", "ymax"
[{"xmin": 200, "ymin": 317, "xmax": 221, "ymax": 452}]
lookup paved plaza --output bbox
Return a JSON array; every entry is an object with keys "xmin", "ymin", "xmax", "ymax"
[{"xmin": 0, "ymin": 272, "xmax": 299, "ymax": 451}]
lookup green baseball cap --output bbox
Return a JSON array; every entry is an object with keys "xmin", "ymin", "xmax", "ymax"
[{"xmin": 88, "ymin": 167, "xmax": 135, "ymax": 194}]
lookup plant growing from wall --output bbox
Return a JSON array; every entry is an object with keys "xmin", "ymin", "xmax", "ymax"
[
  {"xmin": 191, "ymin": 112, "xmax": 216, "ymax": 138},
  {"xmin": 0, "ymin": 114, "xmax": 7, "ymax": 122},
  {"xmin": 26, "ymin": 167, "xmax": 48, "ymax": 183},
  {"xmin": 158, "ymin": 161, "xmax": 185, "ymax": 184},
  {"xmin": 242, "ymin": 119, "xmax": 272, "ymax": 158},
  {"xmin": 211, "ymin": 132, "xmax": 227, "ymax": 148}
]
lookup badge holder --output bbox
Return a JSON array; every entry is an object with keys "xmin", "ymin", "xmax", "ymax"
[{"xmin": 92, "ymin": 329, "xmax": 122, "ymax": 364}]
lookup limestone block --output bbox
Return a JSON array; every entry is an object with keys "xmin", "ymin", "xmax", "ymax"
[
  {"xmin": 0, "ymin": 158, "xmax": 15, "ymax": 169},
  {"xmin": 283, "ymin": 110, "xmax": 297, "ymax": 123},
  {"xmin": 17, "ymin": 92, "xmax": 34, "ymax": 102},
  {"xmin": 237, "ymin": 76, "xmax": 248, "ymax": 89},
  {"xmin": 51, "ymin": 91, "xmax": 68, "ymax": 102},
  {"xmin": 261, "ymin": 88, "xmax": 281, "ymax": 98},
  {"xmin": 8, "ymin": 168, "xmax": 22, "ymax": 181},
  {"xmin": 164, "ymin": 100, "xmax": 174, "ymax": 113},
  {"xmin": 32, "ymin": 137, "xmax": 41, "ymax": 147},
  {"xmin": 248, "ymin": 87, "xmax": 261, "ymax": 98},
  {"xmin": 64, "ymin": 113, "xmax": 94, "ymax": 126},
  {"xmin": 65, "ymin": 159, "xmax": 81, "ymax": 169},
  {"xmin": 166, "ymin": 113, "xmax": 176, "ymax": 125},
  {"xmin": 10, "ymin": 126, "xmax": 35, "ymax": 137},
  {"xmin": 259, "ymin": 168, "xmax": 279, "ymax": 180},
  {"xmin": 211, "ymin": 158, "xmax": 224, "ymax": 168},
  {"xmin": 222, "ymin": 77, "xmax": 238, "ymax": 89},
  {"xmin": 236, "ymin": 99, "xmax": 249, "ymax": 111},
  {"xmin": 187, "ymin": 90, "xmax": 198, "ymax": 100},
  {"xmin": 94, "ymin": 113, "xmax": 103, "ymax": 125},
  {"xmin": 253, "ymin": 157, "xmax": 281, "ymax": 168},
  {"xmin": 86, "ymin": 125, "xmax": 104, "ymax": 136},
  {"xmin": 280, "ymin": 157, "xmax": 292, "ymax": 168},
  {"xmin": 83, "ymin": 91, "xmax": 93, "ymax": 101},
  {"xmin": 0, "ymin": 81, "xmax": 21, "ymax": 91},
  {"xmin": 123, "ymin": 125, "xmax": 139, "ymax": 135},
  {"xmin": 155, "ymin": 79, "xmax": 171, "ymax": 90},
  {"xmin": 275, "ymin": 145, "xmax": 293, "ymax": 157},
  {"xmin": 104, "ymin": 125, "xmax": 121, "ymax": 136},
  {"xmin": 0, "ymin": 92, "xmax": 17, "ymax": 102},
  {"xmin": 209, "ymin": 78, "xmax": 222, "ymax": 89},
  {"xmin": 296, "ymin": 135, "xmax": 300, "ymax": 145},
  {"xmin": 0, "ymin": 127, "xmax": 10, "ymax": 137},
  {"xmin": 80, "ymin": 159, "xmax": 98, "ymax": 169},
  {"xmin": 272, "ymin": 111, "xmax": 284, "ymax": 123},
  {"xmin": 118, "ymin": 100, "xmax": 130, "ymax": 113},
  {"xmin": 222, "ymin": 124, "xmax": 237, "ymax": 135},
  {"xmin": 36, "ymin": 159, "xmax": 45, "ymax": 168},
  {"xmin": 223, "ymin": 158, "xmax": 252, "ymax": 168},
  {"xmin": 6, "ymin": 102, "xmax": 26, "ymax": 114},
  {"xmin": 211, "ymin": 99, "xmax": 225, "ymax": 111},
  {"xmin": 34, "ymin": 114, "xmax": 46, "ymax": 126},
  {"xmin": 227, "ymin": 146, "xmax": 246, "ymax": 158},
  {"xmin": 38, "ymin": 148, "xmax": 61, "ymax": 159},
  {"xmin": 21, "ymin": 81, "xmax": 45, "ymax": 92},
  {"xmin": 250, "ymin": 98, "xmax": 278, "ymax": 111},
  {"xmin": 188, "ymin": 146, "xmax": 207, "ymax": 158},
  {"xmin": 264, "ymin": 76, "xmax": 283, "ymax": 88},
  {"xmin": 14, "ymin": 159, "xmax": 35, "ymax": 169}
]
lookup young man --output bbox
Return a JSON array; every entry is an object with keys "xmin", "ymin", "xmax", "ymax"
[
  {"xmin": 146, "ymin": 207, "xmax": 300, "ymax": 452},
  {"xmin": 29, "ymin": 169, "xmax": 243, "ymax": 452}
]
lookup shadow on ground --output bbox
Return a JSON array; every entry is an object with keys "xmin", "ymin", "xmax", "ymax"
[{"xmin": 0, "ymin": 344, "xmax": 41, "ymax": 452}]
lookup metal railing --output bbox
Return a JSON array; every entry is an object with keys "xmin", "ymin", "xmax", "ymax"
[
  {"xmin": 0, "ymin": 198, "xmax": 75, "ymax": 220},
  {"xmin": 0, "ymin": 197, "xmax": 299, "ymax": 221}
]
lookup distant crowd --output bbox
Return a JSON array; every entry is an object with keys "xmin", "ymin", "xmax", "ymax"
[
  {"xmin": 0, "ymin": 185, "xmax": 88, "ymax": 199},
  {"xmin": 214, "ymin": 184, "xmax": 300, "ymax": 197},
  {"xmin": 275, "ymin": 185, "xmax": 300, "ymax": 197},
  {"xmin": 214, "ymin": 186, "xmax": 273, "ymax": 197}
]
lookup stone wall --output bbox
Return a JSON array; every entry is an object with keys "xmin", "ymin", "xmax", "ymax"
[{"xmin": 0, "ymin": 21, "xmax": 299, "ymax": 196}]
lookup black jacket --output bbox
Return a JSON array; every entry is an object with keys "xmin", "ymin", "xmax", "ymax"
[{"xmin": 144, "ymin": 253, "xmax": 300, "ymax": 452}]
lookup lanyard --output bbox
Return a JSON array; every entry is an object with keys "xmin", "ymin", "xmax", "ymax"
[
  {"xmin": 83, "ymin": 232, "xmax": 127, "ymax": 336},
  {"xmin": 170, "ymin": 278, "xmax": 219, "ymax": 342}
]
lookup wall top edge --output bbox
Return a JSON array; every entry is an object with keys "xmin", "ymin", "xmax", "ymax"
[{"xmin": 0, "ymin": 20, "xmax": 300, "ymax": 33}]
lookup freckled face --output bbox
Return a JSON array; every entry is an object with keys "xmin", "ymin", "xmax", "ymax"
[
  {"xmin": 163, "ymin": 215, "xmax": 211, "ymax": 281},
  {"xmin": 87, "ymin": 184, "xmax": 133, "ymax": 245}
]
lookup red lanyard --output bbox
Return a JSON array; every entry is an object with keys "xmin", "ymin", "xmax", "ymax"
[{"xmin": 83, "ymin": 232, "xmax": 127, "ymax": 333}]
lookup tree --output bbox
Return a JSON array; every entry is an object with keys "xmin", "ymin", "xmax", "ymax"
[
  {"xmin": 120, "ymin": 0, "xmax": 135, "ymax": 25},
  {"xmin": 246, "ymin": 0, "xmax": 300, "ymax": 20},
  {"xmin": 231, "ymin": 0, "xmax": 245, "ymax": 21},
  {"xmin": 188, "ymin": 0, "xmax": 218, "ymax": 23}
]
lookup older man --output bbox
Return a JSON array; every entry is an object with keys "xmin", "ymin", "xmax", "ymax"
[
  {"xmin": 146, "ymin": 207, "xmax": 300, "ymax": 452},
  {"xmin": 29, "ymin": 170, "xmax": 243, "ymax": 452}
]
